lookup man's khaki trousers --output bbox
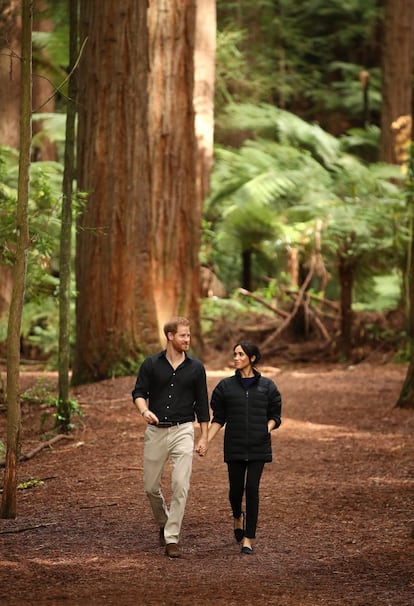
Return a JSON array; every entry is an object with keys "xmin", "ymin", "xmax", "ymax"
[{"xmin": 143, "ymin": 422, "xmax": 194, "ymax": 545}]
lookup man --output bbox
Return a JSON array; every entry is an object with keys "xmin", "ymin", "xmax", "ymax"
[{"xmin": 132, "ymin": 316, "xmax": 210, "ymax": 558}]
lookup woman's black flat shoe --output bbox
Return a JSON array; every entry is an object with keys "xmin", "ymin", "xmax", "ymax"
[
  {"xmin": 233, "ymin": 513, "xmax": 245, "ymax": 543},
  {"xmin": 241, "ymin": 545, "xmax": 254, "ymax": 555}
]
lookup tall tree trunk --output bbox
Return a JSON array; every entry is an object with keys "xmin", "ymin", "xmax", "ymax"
[
  {"xmin": 194, "ymin": 0, "xmax": 216, "ymax": 206},
  {"xmin": 148, "ymin": 0, "xmax": 201, "ymax": 341},
  {"xmin": 380, "ymin": 0, "xmax": 414, "ymax": 163},
  {"xmin": 73, "ymin": 1, "xmax": 155, "ymax": 384},
  {"xmin": 1, "ymin": 0, "xmax": 32, "ymax": 519},
  {"xmin": 73, "ymin": 1, "xmax": 205, "ymax": 384},
  {"xmin": 0, "ymin": 0, "xmax": 21, "ymax": 319},
  {"xmin": 57, "ymin": 0, "xmax": 78, "ymax": 429}
]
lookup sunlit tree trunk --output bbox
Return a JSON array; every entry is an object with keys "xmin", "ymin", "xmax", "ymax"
[
  {"xmin": 380, "ymin": 0, "xmax": 414, "ymax": 163},
  {"xmin": 148, "ymin": 0, "xmax": 201, "ymax": 339},
  {"xmin": 194, "ymin": 0, "xmax": 216, "ymax": 207},
  {"xmin": 1, "ymin": 0, "xmax": 32, "ymax": 519}
]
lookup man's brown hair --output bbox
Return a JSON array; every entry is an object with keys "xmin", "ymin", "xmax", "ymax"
[{"xmin": 163, "ymin": 316, "xmax": 190, "ymax": 338}]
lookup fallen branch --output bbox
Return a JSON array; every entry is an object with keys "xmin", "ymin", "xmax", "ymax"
[
  {"xmin": 79, "ymin": 502, "xmax": 118, "ymax": 509},
  {"xmin": 284, "ymin": 288, "xmax": 339, "ymax": 312},
  {"xmin": 0, "ymin": 434, "xmax": 73, "ymax": 468},
  {"xmin": 0, "ymin": 522, "xmax": 56, "ymax": 535},
  {"xmin": 238, "ymin": 288, "xmax": 289, "ymax": 318},
  {"xmin": 261, "ymin": 258, "xmax": 317, "ymax": 350}
]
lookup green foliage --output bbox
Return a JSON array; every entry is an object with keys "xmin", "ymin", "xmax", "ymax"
[
  {"xmin": 51, "ymin": 397, "xmax": 82, "ymax": 432},
  {"xmin": 18, "ymin": 479, "xmax": 44, "ymax": 490},
  {"xmin": 201, "ymin": 293, "xmax": 274, "ymax": 337},
  {"xmin": 20, "ymin": 376, "xmax": 58, "ymax": 407},
  {"xmin": 354, "ymin": 274, "xmax": 401, "ymax": 311},
  {"xmin": 32, "ymin": 113, "xmax": 67, "ymax": 160},
  {"xmin": 217, "ymin": 0, "xmax": 382, "ymax": 127},
  {"xmin": 204, "ymin": 103, "xmax": 407, "ymax": 307},
  {"xmin": 32, "ymin": 0, "xmax": 70, "ymax": 110},
  {"xmin": 0, "ymin": 143, "xmax": 85, "ymax": 362},
  {"xmin": 20, "ymin": 377, "xmax": 82, "ymax": 432}
]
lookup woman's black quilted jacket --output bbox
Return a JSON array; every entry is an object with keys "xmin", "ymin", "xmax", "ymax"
[{"xmin": 210, "ymin": 369, "xmax": 282, "ymax": 462}]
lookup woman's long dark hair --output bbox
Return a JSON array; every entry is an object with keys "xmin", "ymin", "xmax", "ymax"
[{"xmin": 234, "ymin": 341, "xmax": 262, "ymax": 366}]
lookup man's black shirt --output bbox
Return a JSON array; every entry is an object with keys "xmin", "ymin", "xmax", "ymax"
[{"xmin": 132, "ymin": 351, "xmax": 210, "ymax": 424}]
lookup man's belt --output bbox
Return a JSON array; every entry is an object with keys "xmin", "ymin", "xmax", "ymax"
[{"xmin": 156, "ymin": 420, "xmax": 192, "ymax": 428}]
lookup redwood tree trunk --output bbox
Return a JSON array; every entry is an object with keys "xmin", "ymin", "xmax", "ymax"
[
  {"xmin": 148, "ymin": 0, "xmax": 201, "ymax": 341},
  {"xmin": 73, "ymin": 1, "xmax": 156, "ymax": 384},
  {"xmin": 73, "ymin": 1, "xmax": 205, "ymax": 384},
  {"xmin": 194, "ymin": 0, "xmax": 216, "ymax": 207},
  {"xmin": 0, "ymin": 0, "xmax": 21, "ymax": 319},
  {"xmin": 0, "ymin": 0, "xmax": 21, "ymax": 148},
  {"xmin": 380, "ymin": 0, "xmax": 414, "ymax": 163}
]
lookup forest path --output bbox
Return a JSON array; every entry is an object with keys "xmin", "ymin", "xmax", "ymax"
[{"xmin": 0, "ymin": 362, "xmax": 413, "ymax": 605}]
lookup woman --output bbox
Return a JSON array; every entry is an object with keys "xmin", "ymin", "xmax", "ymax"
[{"xmin": 208, "ymin": 341, "xmax": 282, "ymax": 555}]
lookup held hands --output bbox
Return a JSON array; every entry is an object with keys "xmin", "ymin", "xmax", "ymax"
[{"xmin": 195, "ymin": 437, "xmax": 208, "ymax": 457}]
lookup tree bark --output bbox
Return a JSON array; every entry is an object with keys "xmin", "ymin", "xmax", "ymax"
[
  {"xmin": 0, "ymin": 0, "xmax": 21, "ymax": 148},
  {"xmin": 0, "ymin": 0, "xmax": 21, "ymax": 319},
  {"xmin": 73, "ymin": 1, "xmax": 205, "ymax": 383},
  {"xmin": 194, "ymin": 0, "xmax": 216, "ymax": 206},
  {"xmin": 73, "ymin": 1, "xmax": 156, "ymax": 384},
  {"xmin": 380, "ymin": 0, "xmax": 414, "ymax": 163},
  {"xmin": 147, "ymin": 0, "xmax": 201, "ymax": 342},
  {"xmin": 1, "ymin": 0, "xmax": 32, "ymax": 519}
]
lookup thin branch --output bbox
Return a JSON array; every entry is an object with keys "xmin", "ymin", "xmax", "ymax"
[{"xmin": 33, "ymin": 36, "xmax": 88, "ymax": 112}]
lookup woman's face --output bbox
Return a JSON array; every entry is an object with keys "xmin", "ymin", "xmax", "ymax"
[{"xmin": 233, "ymin": 345, "xmax": 253, "ymax": 372}]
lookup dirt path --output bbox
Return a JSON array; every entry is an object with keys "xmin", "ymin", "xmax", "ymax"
[{"xmin": 1, "ymin": 362, "xmax": 413, "ymax": 605}]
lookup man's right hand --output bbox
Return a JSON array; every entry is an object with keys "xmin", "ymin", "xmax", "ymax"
[{"xmin": 142, "ymin": 409, "xmax": 159, "ymax": 424}]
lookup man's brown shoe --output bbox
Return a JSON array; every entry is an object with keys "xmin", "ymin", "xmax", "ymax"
[
  {"xmin": 159, "ymin": 527, "xmax": 165, "ymax": 546},
  {"xmin": 165, "ymin": 543, "xmax": 180, "ymax": 558}
]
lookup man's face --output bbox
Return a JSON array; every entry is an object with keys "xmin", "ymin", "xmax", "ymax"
[{"xmin": 169, "ymin": 324, "xmax": 191, "ymax": 352}]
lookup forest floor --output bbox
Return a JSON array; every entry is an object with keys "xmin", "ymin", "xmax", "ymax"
[{"xmin": 0, "ymin": 358, "xmax": 414, "ymax": 605}]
